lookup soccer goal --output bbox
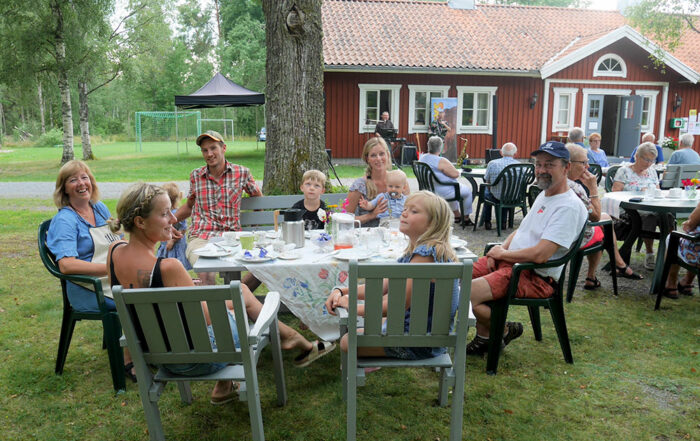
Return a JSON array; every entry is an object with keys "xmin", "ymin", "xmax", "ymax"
[
  {"xmin": 200, "ymin": 118, "xmax": 235, "ymax": 142},
  {"xmin": 134, "ymin": 111, "xmax": 201, "ymax": 153}
]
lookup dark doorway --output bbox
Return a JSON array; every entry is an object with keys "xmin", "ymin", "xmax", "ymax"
[
  {"xmin": 379, "ymin": 91, "xmax": 392, "ymax": 117},
  {"xmin": 601, "ymin": 96, "xmax": 620, "ymax": 156}
]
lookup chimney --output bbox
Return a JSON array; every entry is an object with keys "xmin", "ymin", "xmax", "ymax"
[{"xmin": 448, "ymin": 0, "xmax": 476, "ymax": 10}]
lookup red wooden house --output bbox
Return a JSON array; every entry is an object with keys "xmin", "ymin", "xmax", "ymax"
[{"xmin": 322, "ymin": 0, "xmax": 700, "ymax": 159}]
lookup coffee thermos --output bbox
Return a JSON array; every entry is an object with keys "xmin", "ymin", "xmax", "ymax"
[{"xmin": 274, "ymin": 209, "xmax": 305, "ymax": 249}]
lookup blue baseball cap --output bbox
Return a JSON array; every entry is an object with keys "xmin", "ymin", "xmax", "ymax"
[{"xmin": 531, "ymin": 141, "xmax": 569, "ymax": 160}]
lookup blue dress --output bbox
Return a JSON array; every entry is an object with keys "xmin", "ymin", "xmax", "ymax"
[
  {"xmin": 383, "ymin": 244, "xmax": 460, "ymax": 360},
  {"xmin": 156, "ymin": 211, "xmax": 192, "ymax": 270}
]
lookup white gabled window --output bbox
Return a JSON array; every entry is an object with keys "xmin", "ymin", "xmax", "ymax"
[
  {"xmin": 552, "ymin": 87, "xmax": 578, "ymax": 131},
  {"xmin": 358, "ymin": 84, "xmax": 401, "ymax": 133},
  {"xmin": 636, "ymin": 90, "xmax": 659, "ymax": 133},
  {"xmin": 408, "ymin": 85, "xmax": 450, "ymax": 133},
  {"xmin": 593, "ymin": 53, "xmax": 627, "ymax": 78},
  {"xmin": 456, "ymin": 86, "xmax": 497, "ymax": 134}
]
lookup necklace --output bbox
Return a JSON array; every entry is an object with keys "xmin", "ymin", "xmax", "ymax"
[{"xmin": 70, "ymin": 203, "xmax": 95, "ymax": 225}]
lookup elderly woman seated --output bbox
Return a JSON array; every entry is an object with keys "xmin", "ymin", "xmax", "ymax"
[
  {"xmin": 612, "ymin": 141, "xmax": 665, "ymax": 270},
  {"xmin": 662, "ymin": 200, "xmax": 700, "ymax": 299},
  {"xmin": 418, "ymin": 136, "xmax": 473, "ymax": 225},
  {"xmin": 566, "ymin": 144, "xmax": 643, "ymax": 288}
]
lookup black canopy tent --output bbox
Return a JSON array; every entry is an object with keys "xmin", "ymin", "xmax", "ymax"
[{"xmin": 174, "ymin": 72, "xmax": 265, "ymax": 149}]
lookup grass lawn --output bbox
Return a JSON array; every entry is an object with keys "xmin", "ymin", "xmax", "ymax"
[
  {"xmin": 0, "ymin": 141, "xmax": 381, "ymax": 183},
  {"xmin": 1, "ymin": 199, "xmax": 698, "ymax": 440}
]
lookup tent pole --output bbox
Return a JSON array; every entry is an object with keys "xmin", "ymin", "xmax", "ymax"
[{"xmin": 175, "ymin": 106, "xmax": 179, "ymax": 154}]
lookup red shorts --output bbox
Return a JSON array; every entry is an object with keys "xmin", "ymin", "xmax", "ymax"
[
  {"xmin": 472, "ymin": 256, "xmax": 555, "ymax": 300},
  {"xmin": 581, "ymin": 226, "xmax": 604, "ymax": 249}
]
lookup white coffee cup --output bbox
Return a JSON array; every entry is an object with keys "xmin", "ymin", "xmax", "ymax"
[
  {"xmin": 654, "ymin": 188, "xmax": 663, "ymax": 198},
  {"xmin": 222, "ymin": 231, "xmax": 237, "ymax": 246},
  {"xmin": 669, "ymin": 188, "xmax": 682, "ymax": 198}
]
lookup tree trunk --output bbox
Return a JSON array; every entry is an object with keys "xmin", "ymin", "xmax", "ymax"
[
  {"xmin": 37, "ymin": 77, "xmax": 46, "ymax": 135},
  {"xmin": 52, "ymin": 0, "xmax": 74, "ymax": 164},
  {"xmin": 78, "ymin": 80, "xmax": 93, "ymax": 160},
  {"xmin": 0, "ymin": 99, "xmax": 5, "ymax": 137},
  {"xmin": 261, "ymin": 0, "xmax": 326, "ymax": 194}
]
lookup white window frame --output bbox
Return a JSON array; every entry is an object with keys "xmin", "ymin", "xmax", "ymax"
[
  {"xmin": 636, "ymin": 89, "xmax": 659, "ymax": 133},
  {"xmin": 358, "ymin": 84, "xmax": 401, "ymax": 133},
  {"xmin": 456, "ymin": 86, "xmax": 498, "ymax": 134},
  {"xmin": 407, "ymin": 85, "xmax": 451, "ymax": 133},
  {"xmin": 552, "ymin": 87, "xmax": 578, "ymax": 131},
  {"xmin": 593, "ymin": 53, "xmax": 627, "ymax": 78}
]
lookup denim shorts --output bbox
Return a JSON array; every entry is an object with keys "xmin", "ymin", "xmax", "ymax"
[
  {"xmin": 162, "ymin": 310, "xmax": 240, "ymax": 376},
  {"xmin": 384, "ymin": 346, "xmax": 440, "ymax": 360}
]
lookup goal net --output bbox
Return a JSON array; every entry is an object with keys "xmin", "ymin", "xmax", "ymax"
[{"xmin": 134, "ymin": 111, "xmax": 201, "ymax": 153}]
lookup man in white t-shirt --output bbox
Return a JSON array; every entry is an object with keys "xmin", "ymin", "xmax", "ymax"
[{"xmin": 466, "ymin": 141, "xmax": 588, "ymax": 356}]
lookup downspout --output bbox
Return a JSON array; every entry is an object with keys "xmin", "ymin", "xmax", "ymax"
[
  {"xmin": 658, "ymin": 83, "xmax": 669, "ymax": 141},
  {"xmin": 540, "ymin": 78, "xmax": 551, "ymax": 144}
]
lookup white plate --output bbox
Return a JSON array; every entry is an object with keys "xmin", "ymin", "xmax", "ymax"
[
  {"xmin": 265, "ymin": 231, "xmax": 280, "ymax": 239},
  {"xmin": 451, "ymin": 238, "xmax": 468, "ymax": 249},
  {"xmin": 665, "ymin": 194, "xmax": 683, "ymax": 199},
  {"xmin": 334, "ymin": 249, "xmax": 374, "ymax": 261},
  {"xmin": 194, "ymin": 248, "xmax": 232, "ymax": 258},
  {"xmin": 238, "ymin": 250, "xmax": 277, "ymax": 263}
]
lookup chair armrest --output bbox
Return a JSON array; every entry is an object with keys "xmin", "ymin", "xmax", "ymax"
[
  {"xmin": 483, "ymin": 242, "xmax": 502, "ymax": 254},
  {"xmin": 249, "ymin": 291, "xmax": 281, "ymax": 340},
  {"xmin": 670, "ymin": 230, "xmax": 700, "ymax": 242},
  {"xmin": 587, "ymin": 219, "xmax": 612, "ymax": 227},
  {"xmin": 60, "ymin": 272, "xmax": 102, "ymax": 288},
  {"xmin": 463, "ymin": 175, "xmax": 478, "ymax": 197}
]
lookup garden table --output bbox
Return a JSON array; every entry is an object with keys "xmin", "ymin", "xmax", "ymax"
[
  {"xmin": 194, "ymin": 231, "xmax": 477, "ymax": 341},
  {"xmin": 601, "ymin": 190, "xmax": 697, "ymax": 294}
]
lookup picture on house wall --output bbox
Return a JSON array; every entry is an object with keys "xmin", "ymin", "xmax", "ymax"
[{"xmin": 430, "ymin": 98, "xmax": 458, "ymax": 161}]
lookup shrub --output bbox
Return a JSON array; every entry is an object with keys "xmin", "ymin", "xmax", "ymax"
[{"xmin": 33, "ymin": 128, "xmax": 64, "ymax": 148}]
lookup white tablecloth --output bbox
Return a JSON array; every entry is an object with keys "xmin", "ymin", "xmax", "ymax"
[{"xmin": 213, "ymin": 239, "xmax": 476, "ymax": 341}]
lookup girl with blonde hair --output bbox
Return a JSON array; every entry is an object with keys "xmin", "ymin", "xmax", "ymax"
[{"xmin": 325, "ymin": 191, "xmax": 459, "ymax": 360}]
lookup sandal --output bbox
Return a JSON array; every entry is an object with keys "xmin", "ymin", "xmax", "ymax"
[
  {"xmin": 210, "ymin": 381, "xmax": 239, "ymax": 406},
  {"xmin": 583, "ymin": 277, "xmax": 601, "ymax": 290},
  {"xmin": 615, "ymin": 265, "xmax": 644, "ymax": 280},
  {"xmin": 662, "ymin": 288, "xmax": 679, "ymax": 300},
  {"xmin": 293, "ymin": 340, "xmax": 336, "ymax": 368},
  {"xmin": 677, "ymin": 283, "xmax": 694, "ymax": 296},
  {"xmin": 124, "ymin": 362, "xmax": 137, "ymax": 383}
]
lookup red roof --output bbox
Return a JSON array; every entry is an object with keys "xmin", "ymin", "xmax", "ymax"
[{"xmin": 322, "ymin": 0, "xmax": 700, "ymax": 74}]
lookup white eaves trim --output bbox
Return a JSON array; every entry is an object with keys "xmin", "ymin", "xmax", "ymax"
[{"xmin": 540, "ymin": 25, "xmax": 700, "ymax": 84}]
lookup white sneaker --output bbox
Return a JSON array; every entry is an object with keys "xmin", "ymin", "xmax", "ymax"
[{"xmin": 645, "ymin": 253, "xmax": 656, "ymax": 270}]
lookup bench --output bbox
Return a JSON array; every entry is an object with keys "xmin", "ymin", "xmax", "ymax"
[{"xmin": 239, "ymin": 193, "xmax": 348, "ymax": 230}]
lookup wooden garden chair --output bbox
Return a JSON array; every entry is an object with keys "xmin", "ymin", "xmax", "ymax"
[
  {"xmin": 113, "ymin": 282, "xmax": 286, "ymax": 441},
  {"xmin": 338, "ymin": 260, "xmax": 474, "ymax": 441}
]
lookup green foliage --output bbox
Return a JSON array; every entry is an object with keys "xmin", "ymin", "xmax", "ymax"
[
  {"xmin": 627, "ymin": 0, "xmax": 700, "ymax": 55},
  {"xmin": 33, "ymin": 128, "xmax": 64, "ymax": 148}
]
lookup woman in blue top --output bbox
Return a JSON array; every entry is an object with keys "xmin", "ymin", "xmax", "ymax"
[
  {"xmin": 586, "ymin": 132, "xmax": 609, "ymax": 167},
  {"xmin": 47, "ymin": 160, "xmax": 121, "ymax": 313},
  {"xmin": 325, "ymin": 191, "xmax": 459, "ymax": 360}
]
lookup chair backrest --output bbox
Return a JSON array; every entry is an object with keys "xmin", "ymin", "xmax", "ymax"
[
  {"xmin": 527, "ymin": 185, "xmax": 542, "ymax": 208},
  {"xmin": 553, "ymin": 222, "xmax": 589, "ymax": 287},
  {"xmin": 113, "ymin": 282, "xmax": 261, "ymax": 366},
  {"xmin": 604, "ymin": 165, "xmax": 621, "ymax": 192},
  {"xmin": 588, "ymin": 163, "xmax": 603, "ymax": 185},
  {"xmin": 239, "ymin": 193, "xmax": 348, "ymax": 230},
  {"xmin": 346, "ymin": 260, "xmax": 473, "ymax": 352},
  {"xmin": 412, "ymin": 161, "xmax": 437, "ymax": 192},
  {"xmin": 38, "ymin": 219, "xmax": 62, "ymax": 279},
  {"xmin": 490, "ymin": 163, "xmax": 535, "ymax": 205},
  {"xmin": 660, "ymin": 163, "xmax": 700, "ymax": 189}
]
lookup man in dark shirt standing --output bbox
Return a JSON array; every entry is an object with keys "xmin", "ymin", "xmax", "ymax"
[{"xmin": 374, "ymin": 111, "xmax": 395, "ymax": 139}]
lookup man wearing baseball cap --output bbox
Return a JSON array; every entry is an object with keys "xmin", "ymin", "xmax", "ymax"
[
  {"xmin": 465, "ymin": 141, "xmax": 588, "ymax": 357},
  {"xmin": 176, "ymin": 130, "xmax": 262, "ymax": 278}
]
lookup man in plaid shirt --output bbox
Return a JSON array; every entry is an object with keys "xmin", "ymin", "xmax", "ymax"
[
  {"xmin": 482, "ymin": 143, "xmax": 519, "ymax": 230},
  {"xmin": 174, "ymin": 131, "xmax": 336, "ymax": 366},
  {"xmin": 176, "ymin": 130, "xmax": 263, "ymax": 287}
]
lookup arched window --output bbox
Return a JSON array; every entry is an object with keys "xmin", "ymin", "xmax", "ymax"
[{"xmin": 593, "ymin": 54, "xmax": 627, "ymax": 78}]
